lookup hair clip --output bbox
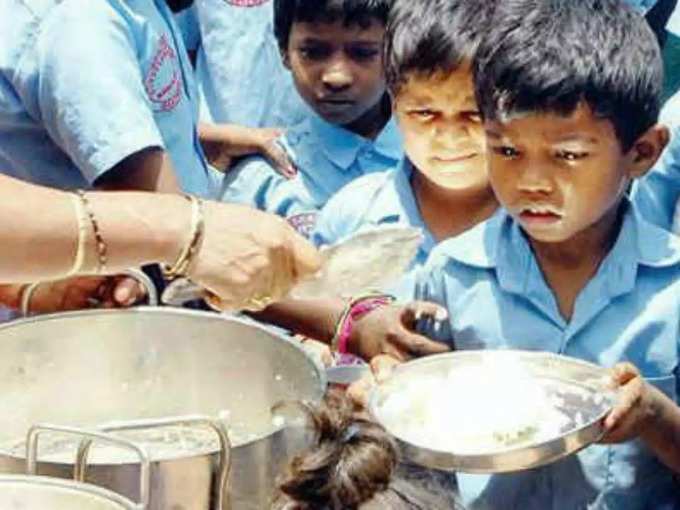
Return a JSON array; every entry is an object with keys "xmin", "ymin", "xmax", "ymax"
[{"xmin": 341, "ymin": 424, "xmax": 361, "ymax": 444}]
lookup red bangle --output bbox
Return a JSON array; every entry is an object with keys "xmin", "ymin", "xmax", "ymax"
[{"xmin": 336, "ymin": 296, "xmax": 393, "ymax": 355}]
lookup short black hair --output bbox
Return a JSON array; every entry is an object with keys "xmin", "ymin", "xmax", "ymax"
[
  {"xmin": 474, "ymin": 0, "xmax": 663, "ymax": 150},
  {"xmin": 384, "ymin": 0, "xmax": 496, "ymax": 95},
  {"xmin": 274, "ymin": 0, "xmax": 391, "ymax": 51}
]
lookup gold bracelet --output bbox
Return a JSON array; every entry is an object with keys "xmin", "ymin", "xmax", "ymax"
[
  {"xmin": 76, "ymin": 190, "xmax": 107, "ymax": 274},
  {"xmin": 163, "ymin": 195, "xmax": 205, "ymax": 279},
  {"xmin": 19, "ymin": 282, "xmax": 41, "ymax": 317},
  {"xmin": 65, "ymin": 192, "xmax": 88, "ymax": 277}
]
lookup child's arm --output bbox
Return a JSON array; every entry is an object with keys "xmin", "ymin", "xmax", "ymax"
[
  {"xmin": 601, "ymin": 362, "xmax": 680, "ymax": 474},
  {"xmin": 199, "ymin": 123, "xmax": 296, "ymax": 178},
  {"xmin": 251, "ymin": 298, "xmax": 449, "ymax": 361}
]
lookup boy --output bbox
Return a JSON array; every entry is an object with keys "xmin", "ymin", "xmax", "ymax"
[
  {"xmin": 413, "ymin": 1, "xmax": 680, "ymax": 507},
  {"xmin": 313, "ymin": 0, "xmax": 498, "ymax": 268},
  {"xmin": 220, "ymin": 0, "xmax": 401, "ymax": 235},
  {"xmin": 253, "ymin": 0, "xmax": 496, "ymax": 361}
]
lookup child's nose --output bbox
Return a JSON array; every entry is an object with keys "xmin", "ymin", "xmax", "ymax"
[
  {"xmin": 321, "ymin": 59, "xmax": 353, "ymax": 91},
  {"xmin": 517, "ymin": 163, "xmax": 554, "ymax": 193}
]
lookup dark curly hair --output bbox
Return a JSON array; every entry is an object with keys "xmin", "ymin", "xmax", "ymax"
[{"xmin": 273, "ymin": 390, "xmax": 463, "ymax": 510}]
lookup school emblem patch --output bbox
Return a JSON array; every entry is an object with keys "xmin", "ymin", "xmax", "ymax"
[
  {"xmin": 287, "ymin": 212, "xmax": 318, "ymax": 239},
  {"xmin": 225, "ymin": 0, "xmax": 270, "ymax": 6},
  {"xmin": 145, "ymin": 34, "xmax": 182, "ymax": 113}
]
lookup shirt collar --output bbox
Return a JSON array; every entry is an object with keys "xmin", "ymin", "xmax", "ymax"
[
  {"xmin": 371, "ymin": 159, "xmax": 437, "ymax": 257},
  {"xmin": 309, "ymin": 112, "xmax": 402, "ymax": 171},
  {"xmin": 444, "ymin": 199, "xmax": 680, "ymax": 291}
]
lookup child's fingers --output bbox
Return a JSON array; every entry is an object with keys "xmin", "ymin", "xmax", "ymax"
[
  {"xmin": 604, "ymin": 376, "xmax": 643, "ymax": 430},
  {"xmin": 610, "ymin": 362, "xmax": 640, "ymax": 387},
  {"xmin": 370, "ymin": 354, "xmax": 400, "ymax": 383},
  {"xmin": 112, "ymin": 277, "xmax": 146, "ymax": 306},
  {"xmin": 347, "ymin": 373, "xmax": 376, "ymax": 409},
  {"xmin": 389, "ymin": 328, "xmax": 451, "ymax": 358},
  {"xmin": 405, "ymin": 301, "xmax": 448, "ymax": 324},
  {"xmin": 262, "ymin": 140, "xmax": 297, "ymax": 179}
]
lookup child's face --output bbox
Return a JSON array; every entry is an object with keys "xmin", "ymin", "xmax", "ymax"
[
  {"xmin": 284, "ymin": 19, "xmax": 386, "ymax": 131},
  {"xmin": 393, "ymin": 65, "xmax": 487, "ymax": 191},
  {"xmin": 485, "ymin": 103, "xmax": 650, "ymax": 243}
]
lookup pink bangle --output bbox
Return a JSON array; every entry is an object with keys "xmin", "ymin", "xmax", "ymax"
[{"xmin": 336, "ymin": 296, "xmax": 393, "ymax": 355}]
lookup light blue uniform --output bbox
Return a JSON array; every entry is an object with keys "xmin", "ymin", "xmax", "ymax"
[
  {"xmin": 633, "ymin": 121, "xmax": 680, "ymax": 231},
  {"xmin": 221, "ymin": 113, "xmax": 402, "ymax": 235},
  {"xmin": 194, "ymin": 0, "xmax": 308, "ymax": 126},
  {"xmin": 313, "ymin": 159, "xmax": 434, "ymax": 266},
  {"xmin": 0, "ymin": 0, "xmax": 213, "ymax": 196},
  {"xmin": 414, "ymin": 202, "xmax": 680, "ymax": 510}
]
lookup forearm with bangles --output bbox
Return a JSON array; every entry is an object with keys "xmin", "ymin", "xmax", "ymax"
[{"xmin": 0, "ymin": 175, "xmax": 194, "ymax": 282}]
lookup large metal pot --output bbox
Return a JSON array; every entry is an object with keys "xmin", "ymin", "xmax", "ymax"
[
  {"xmin": 0, "ymin": 475, "xmax": 138, "ymax": 510},
  {"xmin": 0, "ymin": 308, "xmax": 326, "ymax": 509}
]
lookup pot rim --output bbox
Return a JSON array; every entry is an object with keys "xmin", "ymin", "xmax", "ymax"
[{"xmin": 0, "ymin": 307, "xmax": 327, "ymax": 453}]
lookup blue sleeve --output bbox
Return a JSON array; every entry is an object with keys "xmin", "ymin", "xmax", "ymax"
[
  {"xmin": 311, "ymin": 179, "xmax": 376, "ymax": 247},
  {"xmin": 220, "ymin": 156, "xmax": 280, "ymax": 209},
  {"xmin": 632, "ymin": 127, "xmax": 680, "ymax": 231},
  {"xmin": 35, "ymin": 4, "xmax": 164, "ymax": 184}
]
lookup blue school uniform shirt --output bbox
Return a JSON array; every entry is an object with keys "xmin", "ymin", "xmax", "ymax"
[
  {"xmin": 220, "ymin": 113, "xmax": 402, "ymax": 236},
  {"xmin": 413, "ymin": 202, "xmax": 680, "ymax": 510},
  {"xmin": 194, "ymin": 0, "xmax": 308, "ymax": 127},
  {"xmin": 313, "ymin": 159, "xmax": 435, "ymax": 265},
  {"xmin": 633, "ymin": 121, "xmax": 680, "ymax": 231},
  {"xmin": 0, "ymin": 0, "xmax": 213, "ymax": 196}
]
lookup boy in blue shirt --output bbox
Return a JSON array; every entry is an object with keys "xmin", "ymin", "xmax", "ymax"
[
  {"xmin": 0, "ymin": 0, "xmax": 214, "ymax": 196},
  {"xmin": 252, "ymin": 0, "xmax": 496, "ymax": 361},
  {"xmin": 313, "ymin": 0, "xmax": 498, "ymax": 270},
  {"xmin": 219, "ymin": 0, "xmax": 401, "ymax": 235},
  {"xmin": 412, "ymin": 1, "xmax": 680, "ymax": 507}
]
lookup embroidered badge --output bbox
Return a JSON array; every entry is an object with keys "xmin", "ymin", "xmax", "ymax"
[
  {"xmin": 287, "ymin": 212, "xmax": 318, "ymax": 239},
  {"xmin": 145, "ymin": 34, "xmax": 182, "ymax": 112},
  {"xmin": 225, "ymin": 0, "xmax": 270, "ymax": 6}
]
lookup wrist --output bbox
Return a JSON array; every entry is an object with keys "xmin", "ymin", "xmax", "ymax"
[
  {"xmin": 154, "ymin": 194, "xmax": 195, "ymax": 268},
  {"xmin": 332, "ymin": 294, "xmax": 394, "ymax": 355},
  {"xmin": 0, "ymin": 284, "xmax": 24, "ymax": 310}
]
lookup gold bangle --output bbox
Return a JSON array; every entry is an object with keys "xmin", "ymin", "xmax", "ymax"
[
  {"xmin": 19, "ymin": 282, "xmax": 41, "ymax": 317},
  {"xmin": 76, "ymin": 190, "xmax": 107, "ymax": 274},
  {"xmin": 65, "ymin": 193, "xmax": 88, "ymax": 277},
  {"xmin": 163, "ymin": 195, "xmax": 205, "ymax": 279}
]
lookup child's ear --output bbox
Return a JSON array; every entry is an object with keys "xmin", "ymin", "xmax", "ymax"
[
  {"xmin": 280, "ymin": 47, "xmax": 291, "ymax": 70},
  {"xmin": 625, "ymin": 124, "xmax": 670, "ymax": 179}
]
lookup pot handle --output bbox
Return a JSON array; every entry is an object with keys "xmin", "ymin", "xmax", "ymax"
[
  {"xmin": 90, "ymin": 415, "xmax": 232, "ymax": 510},
  {"xmin": 25, "ymin": 423, "xmax": 151, "ymax": 510},
  {"xmin": 123, "ymin": 268, "xmax": 159, "ymax": 306},
  {"xmin": 18, "ymin": 268, "xmax": 158, "ymax": 316}
]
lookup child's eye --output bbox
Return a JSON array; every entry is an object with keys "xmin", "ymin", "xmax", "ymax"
[
  {"xmin": 492, "ymin": 146, "xmax": 520, "ymax": 158},
  {"xmin": 555, "ymin": 150, "xmax": 588, "ymax": 161},
  {"xmin": 409, "ymin": 109, "xmax": 438, "ymax": 122},
  {"xmin": 462, "ymin": 111, "xmax": 482, "ymax": 123},
  {"xmin": 346, "ymin": 46, "xmax": 380, "ymax": 61},
  {"xmin": 299, "ymin": 46, "xmax": 331, "ymax": 61}
]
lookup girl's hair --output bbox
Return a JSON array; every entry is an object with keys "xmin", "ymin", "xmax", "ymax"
[{"xmin": 273, "ymin": 390, "xmax": 462, "ymax": 510}]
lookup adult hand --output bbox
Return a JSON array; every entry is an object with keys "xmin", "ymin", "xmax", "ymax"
[
  {"xmin": 348, "ymin": 301, "xmax": 451, "ymax": 361},
  {"xmin": 600, "ymin": 362, "xmax": 662, "ymax": 444},
  {"xmin": 187, "ymin": 203, "xmax": 321, "ymax": 312}
]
